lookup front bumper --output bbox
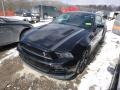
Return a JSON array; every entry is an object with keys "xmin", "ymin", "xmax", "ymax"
[{"xmin": 18, "ymin": 44, "xmax": 76, "ymax": 80}]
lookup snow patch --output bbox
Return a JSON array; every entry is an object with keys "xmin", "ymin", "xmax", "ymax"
[
  {"xmin": 1, "ymin": 16, "xmax": 31, "ymax": 21},
  {"xmin": 106, "ymin": 19, "xmax": 115, "ymax": 31},
  {"xmin": 16, "ymin": 62, "xmax": 43, "ymax": 78},
  {"xmin": 33, "ymin": 19, "xmax": 52, "ymax": 27},
  {"xmin": 78, "ymin": 32, "xmax": 120, "ymax": 90},
  {"xmin": 0, "ymin": 48, "xmax": 19, "ymax": 64},
  {"xmin": 16, "ymin": 61, "xmax": 68, "ymax": 86}
]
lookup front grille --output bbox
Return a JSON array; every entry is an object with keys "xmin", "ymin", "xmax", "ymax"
[
  {"xmin": 22, "ymin": 54, "xmax": 66, "ymax": 74},
  {"xmin": 20, "ymin": 43, "xmax": 52, "ymax": 60},
  {"xmin": 22, "ymin": 55, "xmax": 53, "ymax": 73}
]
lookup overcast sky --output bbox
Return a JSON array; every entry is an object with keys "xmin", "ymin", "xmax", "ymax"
[{"xmin": 61, "ymin": 0, "xmax": 120, "ymax": 6}]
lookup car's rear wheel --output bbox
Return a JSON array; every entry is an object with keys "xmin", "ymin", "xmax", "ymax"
[{"xmin": 76, "ymin": 49, "xmax": 89, "ymax": 74}]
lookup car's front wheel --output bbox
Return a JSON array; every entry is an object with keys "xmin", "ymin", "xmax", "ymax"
[{"xmin": 76, "ymin": 49, "xmax": 90, "ymax": 74}]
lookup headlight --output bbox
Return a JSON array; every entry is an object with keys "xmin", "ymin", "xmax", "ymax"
[{"xmin": 56, "ymin": 52, "xmax": 74, "ymax": 59}]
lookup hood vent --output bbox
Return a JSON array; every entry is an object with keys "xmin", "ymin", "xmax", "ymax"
[{"xmin": 62, "ymin": 29, "xmax": 75, "ymax": 35}]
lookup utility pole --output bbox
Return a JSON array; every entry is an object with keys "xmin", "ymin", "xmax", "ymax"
[
  {"xmin": 40, "ymin": 0, "xmax": 43, "ymax": 20},
  {"xmin": 1, "ymin": 0, "xmax": 5, "ymax": 16}
]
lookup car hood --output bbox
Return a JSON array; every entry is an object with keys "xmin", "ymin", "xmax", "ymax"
[
  {"xmin": 5, "ymin": 18, "xmax": 31, "ymax": 24},
  {"xmin": 21, "ymin": 23, "xmax": 86, "ymax": 52}
]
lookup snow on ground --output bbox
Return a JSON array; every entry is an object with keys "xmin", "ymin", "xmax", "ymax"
[
  {"xmin": 0, "ymin": 16, "xmax": 31, "ymax": 21},
  {"xmin": 106, "ymin": 19, "xmax": 115, "ymax": 31},
  {"xmin": 32, "ymin": 18, "xmax": 53, "ymax": 27},
  {"xmin": 0, "ymin": 48, "xmax": 19, "ymax": 64},
  {"xmin": 78, "ymin": 20, "xmax": 120, "ymax": 90}
]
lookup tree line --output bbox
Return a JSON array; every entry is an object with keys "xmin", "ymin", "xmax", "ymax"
[{"xmin": 0, "ymin": 0, "xmax": 120, "ymax": 12}]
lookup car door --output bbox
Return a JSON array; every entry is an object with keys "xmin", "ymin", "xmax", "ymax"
[
  {"xmin": 0, "ymin": 18, "xmax": 13, "ymax": 46},
  {"xmin": 90, "ymin": 15, "xmax": 104, "ymax": 51}
]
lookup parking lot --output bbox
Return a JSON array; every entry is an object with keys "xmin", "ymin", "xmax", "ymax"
[{"xmin": 0, "ymin": 18, "xmax": 120, "ymax": 90}]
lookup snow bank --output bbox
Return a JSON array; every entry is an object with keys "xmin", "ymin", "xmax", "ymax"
[
  {"xmin": 0, "ymin": 16, "xmax": 31, "ymax": 21},
  {"xmin": 106, "ymin": 20, "xmax": 115, "ymax": 31},
  {"xmin": 33, "ymin": 18, "xmax": 52, "ymax": 27}
]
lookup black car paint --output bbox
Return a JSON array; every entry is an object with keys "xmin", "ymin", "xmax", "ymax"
[
  {"xmin": 21, "ymin": 23, "xmax": 88, "ymax": 51},
  {"xmin": 0, "ymin": 18, "xmax": 33, "ymax": 46},
  {"xmin": 18, "ymin": 12, "xmax": 106, "ymax": 79}
]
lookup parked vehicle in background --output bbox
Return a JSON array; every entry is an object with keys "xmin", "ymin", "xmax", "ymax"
[
  {"xmin": 22, "ymin": 12, "xmax": 32, "ymax": 22},
  {"xmin": 109, "ymin": 11, "xmax": 120, "ymax": 20},
  {"xmin": 0, "ymin": 17, "xmax": 33, "ymax": 47},
  {"xmin": 18, "ymin": 11, "xmax": 106, "ymax": 79},
  {"xmin": 31, "ymin": 5, "xmax": 61, "ymax": 22},
  {"xmin": 15, "ymin": 9, "xmax": 30, "ymax": 16},
  {"xmin": 112, "ymin": 14, "xmax": 120, "ymax": 36},
  {"xmin": 96, "ymin": 11, "xmax": 110, "ymax": 19},
  {"xmin": 15, "ymin": 9, "xmax": 32, "ymax": 22}
]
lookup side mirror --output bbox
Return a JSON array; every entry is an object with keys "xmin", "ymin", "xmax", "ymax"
[{"xmin": 97, "ymin": 24, "xmax": 104, "ymax": 28}]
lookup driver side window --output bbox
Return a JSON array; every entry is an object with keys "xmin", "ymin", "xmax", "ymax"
[{"xmin": 95, "ymin": 15, "xmax": 102, "ymax": 25}]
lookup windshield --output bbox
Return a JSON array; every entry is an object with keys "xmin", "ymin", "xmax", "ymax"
[{"xmin": 53, "ymin": 13, "xmax": 95, "ymax": 28}]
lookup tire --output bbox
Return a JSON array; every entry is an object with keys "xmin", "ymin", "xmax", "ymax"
[{"xmin": 76, "ymin": 49, "xmax": 89, "ymax": 74}]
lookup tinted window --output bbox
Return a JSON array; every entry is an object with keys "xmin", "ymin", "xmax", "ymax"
[{"xmin": 96, "ymin": 15, "xmax": 102, "ymax": 25}]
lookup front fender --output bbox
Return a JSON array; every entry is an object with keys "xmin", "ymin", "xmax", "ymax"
[
  {"xmin": 71, "ymin": 35, "xmax": 91, "ymax": 59},
  {"xmin": 76, "ymin": 34, "xmax": 91, "ymax": 48}
]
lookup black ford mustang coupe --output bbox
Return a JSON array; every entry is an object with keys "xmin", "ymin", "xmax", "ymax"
[
  {"xmin": 0, "ymin": 17, "xmax": 32, "ymax": 47},
  {"xmin": 18, "ymin": 12, "xmax": 106, "ymax": 79}
]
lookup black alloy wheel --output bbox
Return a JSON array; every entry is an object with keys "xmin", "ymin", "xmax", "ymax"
[{"xmin": 76, "ymin": 49, "xmax": 89, "ymax": 74}]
